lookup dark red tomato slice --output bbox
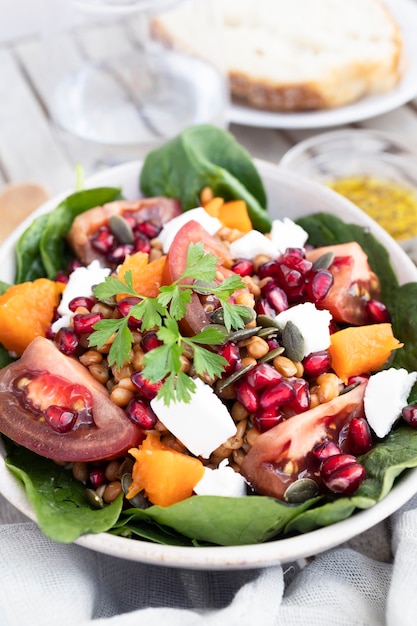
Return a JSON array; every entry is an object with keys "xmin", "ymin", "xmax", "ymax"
[
  {"xmin": 306, "ymin": 242, "xmax": 380, "ymax": 325},
  {"xmin": 162, "ymin": 220, "xmax": 233, "ymax": 336},
  {"xmin": 240, "ymin": 382, "xmax": 367, "ymax": 500},
  {"xmin": 0, "ymin": 336, "xmax": 143, "ymax": 462},
  {"xmin": 67, "ymin": 197, "xmax": 182, "ymax": 266}
]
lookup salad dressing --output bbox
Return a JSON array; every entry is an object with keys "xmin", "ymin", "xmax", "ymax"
[{"xmin": 327, "ymin": 176, "xmax": 417, "ymax": 241}]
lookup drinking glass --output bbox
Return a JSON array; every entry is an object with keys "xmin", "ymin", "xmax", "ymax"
[{"xmin": 40, "ymin": 0, "xmax": 229, "ymax": 170}]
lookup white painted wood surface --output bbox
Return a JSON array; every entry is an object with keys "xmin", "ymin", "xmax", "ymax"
[{"xmin": 0, "ymin": 3, "xmax": 416, "ymax": 545}]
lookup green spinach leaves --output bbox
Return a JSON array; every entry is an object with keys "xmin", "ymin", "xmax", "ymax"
[{"xmin": 140, "ymin": 125, "xmax": 271, "ymax": 233}]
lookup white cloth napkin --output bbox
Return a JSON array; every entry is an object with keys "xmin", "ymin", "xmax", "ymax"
[{"xmin": 2, "ymin": 494, "xmax": 417, "ymax": 626}]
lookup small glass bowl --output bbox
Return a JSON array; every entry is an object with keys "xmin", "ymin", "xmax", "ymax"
[{"xmin": 279, "ymin": 129, "xmax": 417, "ymax": 261}]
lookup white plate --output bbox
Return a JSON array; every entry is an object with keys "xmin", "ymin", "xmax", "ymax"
[
  {"xmin": 228, "ymin": 0, "xmax": 417, "ymax": 129},
  {"xmin": 1, "ymin": 159, "xmax": 417, "ymax": 569}
]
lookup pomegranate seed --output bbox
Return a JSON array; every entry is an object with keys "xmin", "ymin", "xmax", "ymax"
[
  {"xmin": 92, "ymin": 226, "xmax": 115, "ymax": 254},
  {"xmin": 280, "ymin": 252, "xmax": 312, "ymax": 275},
  {"xmin": 117, "ymin": 297, "xmax": 142, "ymax": 329},
  {"xmin": 55, "ymin": 270, "xmax": 69, "ymax": 284},
  {"xmin": 346, "ymin": 374, "xmax": 369, "ymax": 387},
  {"xmin": 321, "ymin": 454, "xmax": 366, "ymax": 495},
  {"xmin": 133, "ymin": 233, "xmax": 152, "ymax": 254},
  {"xmin": 402, "ymin": 404, "xmax": 417, "ymax": 427},
  {"xmin": 255, "ymin": 297, "xmax": 277, "ymax": 317},
  {"xmin": 264, "ymin": 283, "xmax": 289, "ymax": 313},
  {"xmin": 285, "ymin": 247, "xmax": 305, "ymax": 259},
  {"xmin": 131, "ymin": 372, "xmax": 162, "ymax": 400},
  {"xmin": 73, "ymin": 312, "xmax": 103, "ymax": 335},
  {"xmin": 135, "ymin": 220, "xmax": 161, "ymax": 239},
  {"xmin": 267, "ymin": 337, "xmax": 281, "ymax": 351},
  {"xmin": 287, "ymin": 377, "xmax": 310, "ymax": 412},
  {"xmin": 232, "ymin": 258, "xmax": 254, "ymax": 277},
  {"xmin": 303, "ymin": 351, "xmax": 332, "ymax": 377},
  {"xmin": 107, "ymin": 243, "xmax": 134, "ymax": 264},
  {"xmin": 141, "ymin": 330, "xmax": 162, "ymax": 352},
  {"xmin": 277, "ymin": 264, "xmax": 304, "ymax": 291},
  {"xmin": 259, "ymin": 379, "xmax": 295, "ymax": 411},
  {"xmin": 126, "ymin": 398, "xmax": 157, "ymax": 429},
  {"xmin": 246, "ymin": 362, "xmax": 282, "ymax": 390},
  {"xmin": 258, "ymin": 260, "xmax": 281, "ymax": 280},
  {"xmin": 346, "ymin": 418, "xmax": 373, "ymax": 455},
  {"xmin": 306, "ymin": 269, "xmax": 333, "ymax": 302},
  {"xmin": 234, "ymin": 379, "xmax": 259, "ymax": 413},
  {"xmin": 44, "ymin": 405, "xmax": 77, "ymax": 433},
  {"xmin": 68, "ymin": 296, "xmax": 96, "ymax": 312},
  {"xmin": 55, "ymin": 327, "xmax": 79, "ymax": 356},
  {"xmin": 366, "ymin": 299, "xmax": 391, "ymax": 323},
  {"xmin": 321, "ymin": 453, "xmax": 357, "ymax": 479},
  {"xmin": 217, "ymin": 342, "xmax": 241, "ymax": 375},
  {"xmin": 253, "ymin": 407, "xmax": 283, "ymax": 432},
  {"xmin": 89, "ymin": 468, "xmax": 106, "ymax": 488},
  {"xmin": 312, "ymin": 440, "xmax": 341, "ymax": 461},
  {"xmin": 67, "ymin": 259, "xmax": 83, "ymax": 274}
]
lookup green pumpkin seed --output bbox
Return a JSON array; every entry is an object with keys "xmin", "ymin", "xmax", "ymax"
[
  {"xmin": 109, "ymin": 214, "xmax": 134, "ymax": 244},
  {"xmin": 217, "ymin": 361, "xmax": 257, "ymax": 391},
  {"xmin": 121, "ymin": 473, "xmax": 149, "ymax": 509},
  {"xmin": 257, "ymin": 314, "xmax": 281, "ymax": 328},
  {"xmin": 282, "ymin": 321, "xmax": 305, "ymax": 362},
  {"xmin": 312, "ymin": 251, "xmax": 335, "ymax": 271},
  {"xmin": 256, "ymin": 326, "xmax": 279, "ymax": 339},
  {"xmin": 258, "ymin": 346, "xmax": 285, "ymax": 363},
  {"xmin": 284, "ymin": 478, "xmax": 319, "ymax": 503},
  {"xmin": 193, "ymin": 280, "xmax": 219, "ymax": 294},
  {"xmin": 85, "ymin": 488, "xmax": 104, "ymax": 509},
  {"xmin": 227, "ymin": 326, "xmax": 261, "ymax": 343}
]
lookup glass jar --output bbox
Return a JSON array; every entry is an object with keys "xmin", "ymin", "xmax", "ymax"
[{"xmin": 40, "ymin": 0, "xmax": 229, "ymax": 170}]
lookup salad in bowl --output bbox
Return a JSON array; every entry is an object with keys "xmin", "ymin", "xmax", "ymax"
[{"xmin": 1, "ymin": 125, "xmax": 417, "ymax": 569}]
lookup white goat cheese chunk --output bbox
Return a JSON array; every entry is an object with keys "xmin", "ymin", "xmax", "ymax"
[
  {"xmin": 194, "ymin": 460, "xmax": 247, "ymax": 497},
  {"xmin": 150, "ymin": 378, "xmax": 237, "ymax": 459},
  {"xmin": 364, "ymin": 368, "xmax": 417, "ymax": 438},
  {"xmin": 229, "ymin": 230, "xmax": 278, "ymax": 260},
  {"xmin": 270, "ymin": 217, "xmax": 309, "ymax": 253},
  {"xmin": 51, "ymin": 260, "xmax": 111, "ymax": 333},
  {"xmin": 158, "ymin": 207, "xmax": 222, "ymax": 253},
  {"xmin": 274, "ymin": 302, "xmax": 332, "ymax": 358}
]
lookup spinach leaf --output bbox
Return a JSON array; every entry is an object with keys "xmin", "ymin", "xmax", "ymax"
[
  {"xmin": 390, "ymin": 283, "xmax": 417, "ymax": 372},
  {"xmin": 296, "ymin": 212, "xmax": 399, "ymax": 305},
  {"xmin": 140, "ymin": 125, "xmax": 271, "ymax": 233},
  {"xmin": 15, "ymin": 214, "xmax": 49, "ymax": 283},
  {"xmin": 40, "ymin": 187, "xmax": 122, "ymax": 279},
  {"xmin": 114, "ymin": 495, "xmax": 318, "ymax": 546},
  {"xmin": 5, "ymin": 441, "xmax": 122, "ymax": 543}
]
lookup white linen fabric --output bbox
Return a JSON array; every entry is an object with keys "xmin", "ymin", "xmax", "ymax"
[{"xmin": 1, "ymin": 495, "xmax": 417, "ymax": 626}]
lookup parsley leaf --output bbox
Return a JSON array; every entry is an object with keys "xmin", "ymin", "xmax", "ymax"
[{"xmin": 89, "ymin": 243, "xmax": 249, "ymax": 403}]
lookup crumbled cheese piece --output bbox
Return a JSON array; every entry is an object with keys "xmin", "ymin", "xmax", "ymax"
[
  {"xmin": 229, "ymin": 230, "xmax": 278, "ymax": 260},
  {"xmin": 150, "ymin": 378, "xmax": 237, "ymax": 459},
  {"xmin": 51, "ymin": 260, "xmax": 111, "ymax": 333},
  {"xmin": 270, "ymin": 217, "xmax": 308, "ymax": 253},
  {"xmin": 364, "ymin": 368, "xmax": 417, "ymax": 438},
  {"xmin": 274, "ymin": 302, "xmax": 332, "ymax": 357},
  {"xmin": 194, "ymin": 460, "xmax": 247, "ymax": 497},
  {"xmin": 158, "ymin": 207, "xmax": 222, "ymax": 253}
]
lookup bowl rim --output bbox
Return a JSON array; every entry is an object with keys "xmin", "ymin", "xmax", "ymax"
[{"xmin": 1, "ymin": 158, "xmax": 417, "ymax": 570}]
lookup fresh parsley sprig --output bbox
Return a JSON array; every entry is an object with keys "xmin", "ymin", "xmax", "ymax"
[{"xmin": 88, "ymin": 242, "xmax": 248, "ymax": 404}]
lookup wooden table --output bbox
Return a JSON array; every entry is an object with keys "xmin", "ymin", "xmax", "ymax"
[{"xmin": 1, "ymin": 26, "xmax": 417, "ymax": 560}]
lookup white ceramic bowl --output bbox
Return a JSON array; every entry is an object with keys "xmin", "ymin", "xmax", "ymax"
[{"xmin": 1, "ymin": 159, "xmax": 417, "ymax": 570}]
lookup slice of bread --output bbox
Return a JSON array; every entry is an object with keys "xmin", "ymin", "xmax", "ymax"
[
  {"xmin": 154, "ymin": 0, "xmax": 404, "ymax": 112},
  {"xmin": 224, "ymin": 0, "xmax": 404, "ymax": 111}
]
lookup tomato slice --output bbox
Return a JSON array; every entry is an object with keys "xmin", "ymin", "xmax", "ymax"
[
  {"xmin": 0, "ymin": 336, "xmax": 143, "ymax": 462},
  {"xmin": 67, "ymin": 197, "xmax": 182, "ymax": 266},
  {"xmin": 240, "ymin": 382, "xmax": 367, "ymax": 500},
  {"xmin": 163, "ymin": 220, "xmax": 233, "ymax": 336},
  {"xmin": 306, "ymin": 242, "xmax": 380, "ymax": 325}
]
